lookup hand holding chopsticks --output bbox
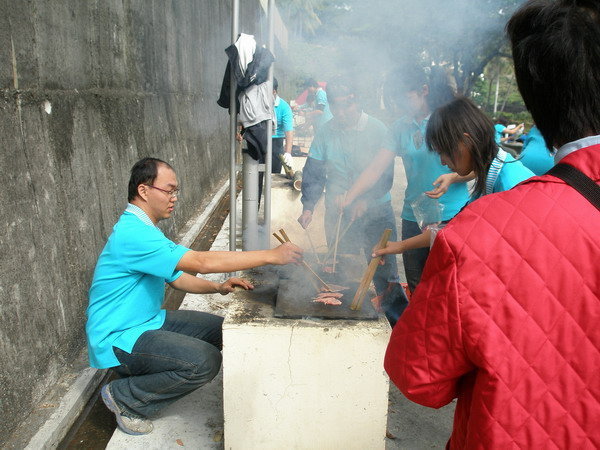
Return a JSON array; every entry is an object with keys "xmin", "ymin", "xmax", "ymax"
[{"xmin": 273, "ymin": 228, "xmax": 333, "ymax": 292}]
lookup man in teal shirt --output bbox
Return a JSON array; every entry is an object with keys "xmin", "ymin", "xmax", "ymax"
[
  {"xmin": 272, "ymin": 77, "xmax": 294, "ymax": 174},
  {"xmin": 303, "ymin": 77, "xmax": 333, "ymax": 131},
  {"xmin": 297, "ymin": 77, "xmax": 400, "ymax": 301},
  {"xmin": 88, "ymin": 158, "xmax": 302, "ymax": 435}
]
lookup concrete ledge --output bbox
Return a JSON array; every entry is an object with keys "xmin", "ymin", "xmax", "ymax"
[{"xmin": 25, "ymin": 367, "xmax": 108, "ymax": 450}]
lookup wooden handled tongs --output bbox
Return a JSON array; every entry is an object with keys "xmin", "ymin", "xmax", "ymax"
[
  {"xmin": 350, "ymin": 228, "xmax": 392, "ymax": 311},
  {"xmin": 273, "ymin": 228, "xmax": 332, "ymax": 292}
]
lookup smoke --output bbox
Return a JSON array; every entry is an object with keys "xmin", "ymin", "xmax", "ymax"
[
  {"xmin": 281, "ymin": 0, "xmax": 523, "ymax": 105},
  {"xmin": 262, "ymin": 1, "xmax": 525, "ymax": 305}
]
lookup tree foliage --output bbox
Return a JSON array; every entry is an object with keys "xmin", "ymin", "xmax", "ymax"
[{"xmin": 278, "ymin": 0, "xmax": 525, "ymax": 97}]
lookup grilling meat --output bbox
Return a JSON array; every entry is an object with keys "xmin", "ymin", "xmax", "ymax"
[
  {"xmin": 313, "ymin": 291, "xmax": 344, "ymax": 306},
  {"xmin": 313, "ymin": 296, "xmax": 342, "ymax": 306},
  {"xmin": 320, "ymin": 284, "xmax": 349, "ymax": 293}
]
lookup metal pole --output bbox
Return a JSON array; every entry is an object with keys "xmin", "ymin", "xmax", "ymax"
[
  {"xmin": 242, "ymin": 154, "xmax": 259, "ymax": 250},
  {"xmin": 493, "ymin": 73, "xmax": 500, "ymax": 117},
  {"xmin": 229, "ymin": 0, "xmax": 239, "ymax": 252},
  {"xmin": 264, "ymin": 0, "xmax": 275, "ymax": 248}
]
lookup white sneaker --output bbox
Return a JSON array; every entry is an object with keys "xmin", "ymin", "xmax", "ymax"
[{"xmin": 100, "ymin": 384, "xmax": 153, "ymax": 435}]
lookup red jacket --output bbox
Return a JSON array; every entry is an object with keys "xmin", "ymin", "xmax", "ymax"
[{"xmin": 385, "ymin": 145, "xmax": 600, "ymax": 448}]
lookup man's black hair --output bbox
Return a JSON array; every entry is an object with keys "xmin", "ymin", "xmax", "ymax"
[
  {"xmin": 326, "ymin": 76, "xmax": 359, "ymax": 104},
  {"xmin": 507, "ymin": 0, "xmax": 600, "ymax": 148},
  {"xmin": 273, "ymin": 77, "xmax": 279, "ymax": 92},
  {"xmin": 128, "ymin": 157, "xmax": 173, "ymax": 202},
  {"xmin": 304, "ymin": 77, "xmax": 319, "ymax": 89}
]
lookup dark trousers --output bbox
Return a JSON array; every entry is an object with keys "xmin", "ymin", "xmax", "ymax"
[
  {"xmin": 258, "ymin": 138, "xmax": 286, "ymax": 203},
  {"xmin": 401, "ymin": 219, "xmax": 430, "ymax": 294},
  {"xmin": 110, "ymin": 310, "xmax": 223, "ymax": 418}
]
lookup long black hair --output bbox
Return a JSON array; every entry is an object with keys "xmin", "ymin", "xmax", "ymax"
[{"xmin": 425, "ymin": 97, "xmax": 497, "ymax": 198}]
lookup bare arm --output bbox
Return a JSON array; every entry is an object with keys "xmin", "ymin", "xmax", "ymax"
[
  {"xmin": 504, "ymin": 123, "xmax": 525, "ymax": 135},
  {"xmin": 284, "ymin": 130, "xmax": 293, "ymax": 154},
  {"xmin": 176, "ymin": 243, "xmax": 302, "ymax": 274},
  {"xmin": 344, "ymin": 148, "xmax": 396, "ymax": 206},
  {"xmin": 168, "ymin": 273, "xmax": 254, "ymax": 294},
  {"xmin": 373, "ymin": 229, "xmax": 432, "ymax": 257},
  {"xmin": 426, "ymin": 171, "xmax": 475, "ymax": 199}
]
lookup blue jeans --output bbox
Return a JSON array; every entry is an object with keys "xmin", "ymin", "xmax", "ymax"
[
  {"xmin": 401, "ymin": 219, "xmax": 430, "ymax": 294},
  {"xmin": 110, "ymin": 310, "xmax": 223, "ymax": 418},
  {"xmin": 325, "ymin": 200, "xmax": 400, "ymax": 294}
]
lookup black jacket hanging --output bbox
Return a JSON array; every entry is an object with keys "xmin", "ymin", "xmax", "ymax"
[{"xmin": 217, "ymin": 45, "xmax": 274, "ymax": 111}]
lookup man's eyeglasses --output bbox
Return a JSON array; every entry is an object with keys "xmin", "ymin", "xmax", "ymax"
[{"xmin": 144, "ymin": 184, "xmax": 180, "ymax": 198}]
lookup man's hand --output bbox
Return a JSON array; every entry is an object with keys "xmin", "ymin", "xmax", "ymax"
[
  {"xmin": 333, "ymin": 194, "xmax": 345, "ymax": 213},
  {"xmin": 426, "ymin": 173, "xmax": 456, "ymax": 199},
  {"xmin": 297, "ymin": 210, "xmax": 313, "ymax": 229},
  {"xmin": 218, "ymin": 277, "xmax": 254, "ymax": 295},
  {"xmin": 271, "ymin": 242, "xmax": 303, "ymax": 265},
  {"xmin": 282, "ymin": 152, "xmax": 293, "ymax": 167},
  {"xmin": 349, "ymin": 199, "xmax": 368, "ymax": 221},
  {"xmin": 235, "ymin": 132, "xmax": 243, "ymax": 143}
]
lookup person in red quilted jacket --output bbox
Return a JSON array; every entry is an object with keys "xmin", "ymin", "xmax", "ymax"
[{"xmin": 384, "ymin": 1, "xmax": 600, "ymax": 448}]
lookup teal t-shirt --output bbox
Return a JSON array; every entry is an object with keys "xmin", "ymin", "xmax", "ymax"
[
  {"xmin": 86, "ymin": 204, "xmax": 189, "ymax": 369},
  {"xmin": 309, "ymin": 112, "xmax": 393, "ymax": 207},
  {"xmin": 393, "ymin": 117, "xmax": 470, "ymax": 222},
  {"xmin": 314, "ymin": 88, "xmax": 333, "ymax": 129},
  {"xmin": 520, "ymin": 126, "xmax": 554, "ymax": 175},
  {"xmin": 494, "ymin": 124, "xmax": 506, "ymax": 144},
  {"xmin": 492, "ymin": 153, "xmax": 535, "ymax": 193},
  {"xmin": 273, "ymin": 96, "xmax": 293, "ymax": 138}
]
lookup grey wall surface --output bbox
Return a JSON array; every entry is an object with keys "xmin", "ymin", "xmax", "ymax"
[{"xmin": 0, "ymin": 0, "xmax": 265, "ymax": 442}]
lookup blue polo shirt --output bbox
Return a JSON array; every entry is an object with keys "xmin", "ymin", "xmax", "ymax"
[
  {"xmin": 86, "ymin": 204, "xmax": 189, "ymax": 369},
  {"xmin": 393, "ymin": 117, "xmax": 470, "ymax": 222},
  {"xmin": 520, "ymin": 126, "xmax": 554, "ymax": 175},
  {"xmin": 273, "ymin": 96, "xmax": 293, "ymax": 138},
  {"xmin": 309, "ymin": 112, "xmax": 393, "ymax": 207}
]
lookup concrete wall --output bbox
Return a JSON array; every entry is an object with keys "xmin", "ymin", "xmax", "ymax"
[{"xmin": 0, "ymin": 0, "xmax": 266, "ymax": 442}]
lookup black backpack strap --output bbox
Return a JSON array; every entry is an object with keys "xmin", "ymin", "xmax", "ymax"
[{"xmin": 546, "ymin": 163, "xmax": 600, "ymax": 210}]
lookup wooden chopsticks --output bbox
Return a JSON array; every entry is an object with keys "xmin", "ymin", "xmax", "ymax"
[
  {"xmin": 305, "ymin": 229, "xmax": 321, "ymax": 264},
  {"xmin": 323, "ymin": 219, "xmax": 354, "ymax": 267},
  {"xmin": 332, "ymin": 213, "xmax": 343, "ymax": 274},
  {"xmin": 273, "ymin": 228, "xmax": 332, "ymax": 292},
  {"xmin": 350, "ymin": 228, "xmax": 392, "ymax": 311}
]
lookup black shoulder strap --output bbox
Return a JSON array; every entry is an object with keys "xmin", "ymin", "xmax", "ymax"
[{"xmin": 546, "ymin": 163, "xmax": 600, "ymax": 210}]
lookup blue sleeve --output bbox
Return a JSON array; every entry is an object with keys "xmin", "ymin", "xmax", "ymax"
[
  {"xmin": 494, "ymin": 161, "xmax": 535, "ymax": 192},
  {"xmin": 301, "ymin": 157, "xmax": 326, "ymax": 211},
  {"xmin": 123, "ymin": 228, "xmax": 189, "ymax": 281}
]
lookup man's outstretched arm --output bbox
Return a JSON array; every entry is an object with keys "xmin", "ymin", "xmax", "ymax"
[{"xmin": 176, "ymin": 242, "xmax": 302, "ymax": 274}]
